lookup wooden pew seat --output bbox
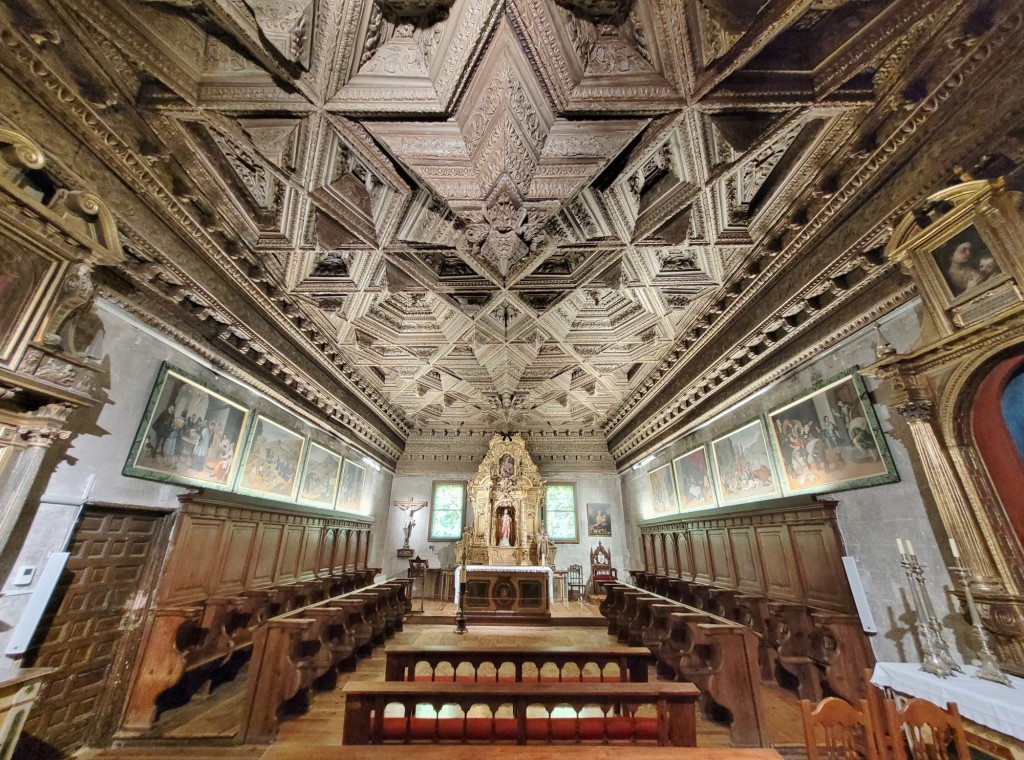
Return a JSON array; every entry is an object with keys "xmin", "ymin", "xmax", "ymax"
[{"xmin": 380, "ymin": 716, "xmax": 661, "ymax": 742}]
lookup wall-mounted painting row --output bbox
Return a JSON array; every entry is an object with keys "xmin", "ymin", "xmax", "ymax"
[
  {"xmin": 643, "ymin": 370, "xmax": 898, "ymax": 520},
  {"xmin": 124, "ymin": 363, "xmax": 368, "ymax": 514}
]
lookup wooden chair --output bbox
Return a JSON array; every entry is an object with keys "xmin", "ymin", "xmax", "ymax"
[
  {"xmin": 567, "ymin": 564, "xmax": 586, "ymax": 602},
  {"xmin": 590, "ymin": 541, "xmax": 618, "ymax": 595},
  {"xmin": 884, "ymin": 698, "xmax": 970, "ymax": 760},
  {"xmin": 801, "ymin": 697, "xmax": 880, "ymax": 760}
]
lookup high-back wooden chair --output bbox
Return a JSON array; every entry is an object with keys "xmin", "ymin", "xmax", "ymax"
[
  {"xmin": 567, "ymin": 564, "xmax": 586, "ymax": 602},
  {"xmin": 590, "ymin": 541, "xmax": 617, "ymax": 594},
  {"xmin": 885, "ymin": 698, "xmax": 970, "ymax": 760},
  {"xmin": 862, "ymin": 668, "xmax": 893, "ymax": 759},
  {"xmin": 801, "ymin": 697, "xmax": 880, "ymax": 760}
]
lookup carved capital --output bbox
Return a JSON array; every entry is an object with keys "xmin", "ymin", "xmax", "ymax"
[
  {"xmin": 17, "ymin": 421, "xmax": 71, "ymax": 446},
  {"xmin": 894, "ymin": 399, "xmax": 934, "ymax": 422}
]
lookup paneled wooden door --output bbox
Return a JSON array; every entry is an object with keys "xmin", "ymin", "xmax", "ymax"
[{"xmin": 19, "ymin": 506, "xmax": 170, "ymax": 756}]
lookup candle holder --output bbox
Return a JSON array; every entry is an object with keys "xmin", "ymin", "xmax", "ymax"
[
  {"xmin": 952, "ymin": 564, "xmax": 1012, "ymax": 687},
  {"xmin": 899, "ymin": 548, "xmax": 958, "ymax": 678}
]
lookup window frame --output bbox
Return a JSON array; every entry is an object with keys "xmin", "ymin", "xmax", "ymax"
[
  {"xmin": 544, "ymin": 482, "xmax": 579, "ymax": 543},
  {"xmin": 427, "ymin": 480, "xmax": 467, "ymax": 541}
]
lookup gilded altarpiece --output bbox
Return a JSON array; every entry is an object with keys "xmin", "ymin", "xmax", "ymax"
[
  {"xmin": 456, "ymin": 434, "xmax": 554, "ymax": 568},
  {"xmin": 868, "ymin": 178, "xmax": 1024, "ymax": 676}
]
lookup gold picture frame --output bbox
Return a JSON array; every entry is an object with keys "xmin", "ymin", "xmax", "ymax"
[{"xmin": 235, "ymin": 415, "xmax": 307, "ymax": 501}]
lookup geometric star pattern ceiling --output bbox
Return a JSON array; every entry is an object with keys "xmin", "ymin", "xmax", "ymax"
[{"xmin": 33, "ymin": 0, "xmax": 994, "ymax": 449}]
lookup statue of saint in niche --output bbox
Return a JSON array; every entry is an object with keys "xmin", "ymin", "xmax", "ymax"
[
  {"xmin": 497, "ymin": 507, "xmax": 514, "ymax": 547},
  {"xmin": 498, "ymin": 453, "xmax": 515, "ymax": 479}
]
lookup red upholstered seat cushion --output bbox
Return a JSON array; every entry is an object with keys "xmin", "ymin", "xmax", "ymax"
[
  {"xmin": 380, "ymin": 716, "xmax": 658, "ymax": 742},
  {"xmin": 411, "ymin": 675, "xmax": 623, "ymax": 683}
]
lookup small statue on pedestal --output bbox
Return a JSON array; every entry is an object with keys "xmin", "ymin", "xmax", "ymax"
[{"xmin": 394, "ymin": 497, "xmax": 427, "ymax": 558}]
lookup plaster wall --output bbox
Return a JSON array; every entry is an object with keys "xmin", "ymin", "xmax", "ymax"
[
  {"xmin": 0, "ymin": 301, "xmax": 393, "ymax": 662},
  {"xmin": 620, "ymin": 302, "xmax": 971, "ymax": 665}
]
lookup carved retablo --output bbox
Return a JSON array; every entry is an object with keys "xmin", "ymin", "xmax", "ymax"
[{"xmin": 456, "ymin": 433, "xmax": 554, "ymax": 567}]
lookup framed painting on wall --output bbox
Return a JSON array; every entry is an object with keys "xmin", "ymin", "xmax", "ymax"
[
  {"xmin": 337, "ymin": 458, "xmax": 367, "ymax": 513},
  {"xmin": 767, "ymin": 370, "xmax": 898, "ymax": 496},
  {"xmin": 673, "ymin": 446, "xmax": 717, "ymax": 511},
  {"xmin": 297, "ymin": 442, "xmax": 342, "ymax": 509},
  {"xmin": 586, "ymin": 503, "xmax": 612, "ymax": 537},
  {"xmin": 647, "ymin": 462, "xmax": 679, "ymax": 517},
  {"xmin": 0, "ymin": 247, "xmax": 62, "ymax": 367},
  {"xmin": 124, "ymin": 363, "xmax": 250, "ymax": 490},
  {"xmin": 711, "ymin": 419, "xmax": 780, "ymax": 505},
  {"xmin": 235, "ymin": 415, "xmax": 306, "ymax": 501}
]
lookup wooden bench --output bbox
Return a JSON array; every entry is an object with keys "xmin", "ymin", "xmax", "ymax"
[
  {"xmin": 384, "ymin": 645, "xmax": 651, "ymax": 683},
  {"xmin": 341, "ymin": 680, "xmax": 700, "ymax": 746},
  {"xmin": 122, "ymin": 570, "xmax": 375, "ymax": 733},
  {"xmin": 240, "ymin": 579, "xmax": 411, "ymax": 743}
]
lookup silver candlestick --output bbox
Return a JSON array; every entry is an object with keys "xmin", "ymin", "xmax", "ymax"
[
  {"xmin": 898, "ymin": 539, "xmax": 957, "ymax": 678},
  {"xmin": 949, "ymin": 538, "xmax": 1012, "ymax": 686}
]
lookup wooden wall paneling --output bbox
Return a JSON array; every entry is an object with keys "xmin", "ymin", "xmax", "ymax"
[
  {"xmin": 160, "ymin": 514, "xmax": 226, "ymax": 604},
  {"xmin": 361, "ymin": 529, "xmax": 371, "ymax": 568},
  {"xmin": 248, "ymin": 522, "xmax": 285, "ymax": 588},
  {"xmin": 755, "ymin": 525, "xmax": 802, "ymax": 603},
  {"xmin": 677, "ymin": 532, "xmax": 692, "ymax": 579},
  {"xmin": 690, "ymin": 529, "xmax": 713, "ymax": 584},
  {"xmin": 213, "ymin": 519, "xmax": 257, "ymax": 596},
  {"xmin": 341, "ymin": 529, "xmax": 352, "ymax": 571},
  {"xmin": 790, "ymin": 524, "xmax": 852, "ymax": 611},
  {"xmin": 708, "ymin": 528, "xmax": 736, "ymax": 587},
  {"xmin": 274, "ymin": 524, "xmax": 305, "ymax": 584},
  {"xmin": 319, "ymin": 527, "xmax": 336, "ymax": 574},
  {"xmin": 730, "ymin": 527, "xmax": 764, "ymax": 595},
  {"xmin": 642, "ymin": 534, "xmax": 650, "ymax": 572},
  {"xmin": 298, "ymin": 524, "xmax": 321, "ymax": 579},
  {"xmin": 667, "ymin": 532, "xmax": 679, "ymax": 576}
]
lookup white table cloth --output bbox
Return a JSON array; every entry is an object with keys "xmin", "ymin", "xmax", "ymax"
[
  {"xmin": 453, "ymin": 564, "xmax": 554, "ymax": 606},
  {"xmin": 871, "ymin": 662, "xmax": 1024, "ymax": 741}
]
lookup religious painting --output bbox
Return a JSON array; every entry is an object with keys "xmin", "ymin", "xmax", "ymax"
[
  {"xmin": 931, "ymin": 226, "xmax": 1002, "ymax": 299},
  {"xmin": 124, "ymin": 363, "xmax": 250, "ymax": 490},
  {"xmin": 0, "ymin": 247, "xmax": 61, "ymax": 366},
  {"xmin": 498, "ymin": 453, "xmax": 516, "ymax": 479},
  {"xmin": 337, "ymin": 458, "xmax": 366, "ymax": 513},
  {"xmin": 647, "ymin": 462, "xmax": 678, "ymax": 517},
  {"xmin": 673, "ymin": 446, "xmax": 717, "ymax": 511},
  {"xmin": 297, "ymin": 442, "xmax": 342, "ymax": 509},
  {"xmin": 711, "ymin": 420, "xmax": 780, "ymax": 505},
  {"xmin": 767, "ymin": 371, "xmax": 898, "ymax": 496},
  {"xmin": 587, "ymin": 503, "xmax": 612, "ymax": 537},
  {"xmin": 235, "ymin": 415, "xmax": 306, "ymax": 501}
]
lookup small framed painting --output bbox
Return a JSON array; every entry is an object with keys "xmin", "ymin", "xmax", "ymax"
[
  {"xmin": 235, "ymin": 415, "xmax": 306, "ymax": 501},
  {"xmin": 297, "ymin": 442, "xmax": 343, "ymax": 508},
  {"xmin": 586, "ymin": 503, "xmax": 612, "ymax": 537},
  {"xmin": 767, "ymin": 370, "xmax": 898, "ymax": 496},
  {"xmin": 337, "ymin": 458, "xmax": 367, "ymax": 513},
  {"xmin": 124, "ymin": 363, "xmax": 250, "ymax": 490},
  {"xmin": 673, "ymin": 446, "xmax": 717, "ymax": 511},
  {"xmin": 647, "ymin": 462, "xmax": 679, "ymax": 517},
  {"xmin": 711, "ymin": 419, "xmax": 780, "ymax": 505}
]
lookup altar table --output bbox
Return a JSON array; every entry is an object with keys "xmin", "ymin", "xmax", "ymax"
[
  {"xmin": 871, "ymin": 661, "xmax": 1024, "ymax": 741},
  {"xmin": 454, "ymin": 565, "xmax": 554, "ymax": 614}
]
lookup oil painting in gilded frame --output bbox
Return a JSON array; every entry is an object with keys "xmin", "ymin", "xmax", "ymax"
[
  {"xmin": 587, "ymin": 503, "xmax": 612, "ymax": 537},
  {"xmin": 297, "ymin": 442, "xmax": 342, "ymax": 509},
  {"xmin": 647, "ymin": 462, "xmax": 678, "ymax": 518},
  {"xmin": 337, "ymin": 458, "xmax": 366, "ymax": 513},
  {"xmin": 0, "ymin": 247, "xmax": 62, "ymax": 367},
  {"xmin": 767, "ymin": 371, "xmax": 897, "ymax": 496},
  {"xmin": 711, "ymin": 420, "xmax": 780, "ymax": 505},
  {"xmin": 124, "ymin": 363, "xmax": 250, "ymax": 490},
  {"xmin": 673, "ymin": 446, "xmax": 717, "ymax": 511},
  {"xmin": 235, "ymin": 415, "xmax": 306, "ymax": 501}
]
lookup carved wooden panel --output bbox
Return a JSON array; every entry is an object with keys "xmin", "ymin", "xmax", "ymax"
[
  {"xmin": 730, "ymin": 527, "xmax": 762, "ymax": 595},
  {"xmin": 676, "ymin": 532, "xmax": 692, "ymax": 580},
  {"xmin": 708, "ymin": 528, "xmax": 735, "ymax": 586},
  {"xmin": 757, "ymin": 525, "xmax": 802, "ymax": 602},
  {"xmin": 215, "ymin": 520, "xmax": 257, "ymax": 595},
  {"xmin": 665, "ymin": 532, "xmax": 678, "ymax": 576},
  {"xmin": 161, "ymin": 515, "xmax": 224, "ymax": 605},
  {"xmin": 249, "ymin": 523, "xmax": 284, "ymax": 588},
  {"xmin": 791, "ymin": 524, "xmax": 851, "ymax": 610},
  {"xmin": 690, "ymin": 529, "xmax": 712, "ymax": 584},
  {"xmin": 275, "ymin": 524, "xmax": 305, "ymax": 584},
  {"xmin": 298, "ymin": 525, "xmax": 322, "ymax": 578}
]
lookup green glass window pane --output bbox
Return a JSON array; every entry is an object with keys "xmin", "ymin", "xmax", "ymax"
[
  {"xmin": 429, "ymin": 482, "xmax": 465, "ymax": 540},
  {"xmin": 545, "ymin": 484, "xmax": 577, "ymax": 541}
]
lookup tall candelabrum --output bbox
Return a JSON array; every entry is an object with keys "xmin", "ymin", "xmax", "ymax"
[
  {"xmin": 897, "ymin": 538, "xmax": 961, "ymax": 678},
  {"xmin": 949, "ymin": 539, "xmax": 1012, "ymax": 687}
]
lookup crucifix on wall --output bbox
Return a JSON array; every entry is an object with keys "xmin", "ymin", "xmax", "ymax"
[{"xmin": 393, "ymin": 497, "xmax": 427, "ymax": 558}]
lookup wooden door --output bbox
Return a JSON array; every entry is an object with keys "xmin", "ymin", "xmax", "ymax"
[{"xmin": 21, "ymin": 507, "xmax": 168, "ymax": 755}]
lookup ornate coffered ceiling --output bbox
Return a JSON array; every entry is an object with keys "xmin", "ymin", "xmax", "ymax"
[{"xmin": 3, "ymin": 0, "xmax": 1021, "ymax": 461}]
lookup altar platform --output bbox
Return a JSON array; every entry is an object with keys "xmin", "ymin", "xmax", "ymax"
[{"xmin": 406, "ymin": 598, "xmax": 606, "ymax": 627}]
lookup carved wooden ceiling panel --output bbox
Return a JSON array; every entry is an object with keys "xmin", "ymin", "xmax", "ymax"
[{"xmin": 5, "ymin": 0, "xmax": 1019, "ymax": 459}]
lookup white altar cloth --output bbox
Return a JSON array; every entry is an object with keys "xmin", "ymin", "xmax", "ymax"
[
  {"xmin": 871, "ymin": 662, "xmax": 1024, "ymax": 740},
  {"xmin": 454, "ymin": 564, "xmax": 554, "ymax": 606}
]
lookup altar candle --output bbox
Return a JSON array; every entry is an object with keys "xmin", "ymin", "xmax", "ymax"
[
  {"xmin": 906, "ymin": 540, "xmax": 915, "ymax": 557},
  {"xmin": 897, "ymin": 538, "xmax": 906, "ymax": 557},
  {"xmin": 949, "ymin": 538, "xmax": 960, "ymax": 560}
]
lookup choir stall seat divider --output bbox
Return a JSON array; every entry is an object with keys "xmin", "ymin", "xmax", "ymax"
[
  {"xmin": 340, "ymin": 680, "xmax": 700, "ymax": 746},
  {"xmin": 383, "ymin": 645, "xmax": 652, "ymax": 684},
  {"xmin": 237, "ymin": 578, "xmax": 411, "ymax": 744}
]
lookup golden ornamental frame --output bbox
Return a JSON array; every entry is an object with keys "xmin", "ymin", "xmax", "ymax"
[{"xmin": 885, "ymin": 178, "xmax": 1024, "ymax": 336}]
